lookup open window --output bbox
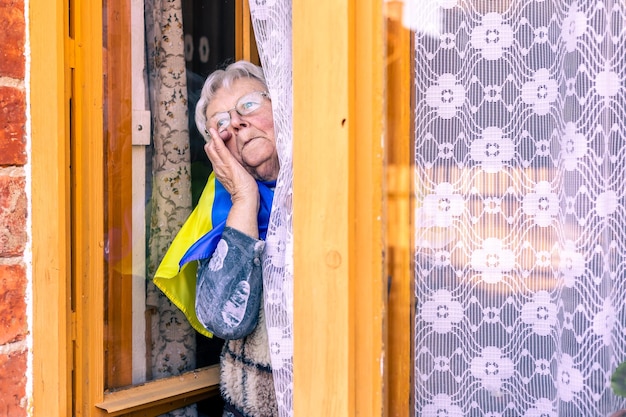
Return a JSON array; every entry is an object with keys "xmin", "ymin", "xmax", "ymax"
[
  {"xmin": 32, "ymin": 0, "xmax": 389, "ymax": 416},
  {"xmin": 58, "ymin": 0, "xmax": 260, "ymax": 415}
]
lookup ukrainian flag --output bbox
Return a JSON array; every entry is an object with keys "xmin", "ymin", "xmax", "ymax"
[{"xmin": 153, "ymin": 172, "xmax": 274, "ymax": 338}]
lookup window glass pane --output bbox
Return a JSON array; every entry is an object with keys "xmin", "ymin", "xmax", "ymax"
[
  {"xmin": 103, "ymin": 0, "xmax": 236, "ymax": 393},
  {"xmin": 183, "ymin": 0, "xmax": 236, "ymax": 207},
  {"xmin": 181, "ymin": 0, "xmax": 237, "ymax": 377}
]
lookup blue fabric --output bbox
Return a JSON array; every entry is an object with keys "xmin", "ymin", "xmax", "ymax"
[{"xmin": 179, "ymin": 179, "xmax": 275, "ymax": 267}]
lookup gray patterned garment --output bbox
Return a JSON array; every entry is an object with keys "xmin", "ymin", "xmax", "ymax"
[
  {"xmin": 196, "ymin": 227, "xmax": 265, "ymax": 339},
  {"xmin": 196, "ymin": 226, "xmax": 278, "ymax": 417}
]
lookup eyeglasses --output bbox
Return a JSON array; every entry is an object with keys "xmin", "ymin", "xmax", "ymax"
[{"xmin": 205, "ymin": 91, "xmax": 270, "ymax": 139}]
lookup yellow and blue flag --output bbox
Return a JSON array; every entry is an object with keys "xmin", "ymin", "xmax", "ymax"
[{"xmin": 153, "ymin": 172, "xmax": 274, "ymax": 337}]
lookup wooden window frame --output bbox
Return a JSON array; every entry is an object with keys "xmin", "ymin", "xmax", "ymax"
[
  {"xmin": 32, "ymin": 0, "xmax": 394, "ymax": 415},
  {"xmin": 384, "ymin": 2, "xmax": 414, "ymax": 416},
  {"xmin": 31, "ymin": 0, "xmax": 71, "ymax": 415},
  {"xmin": 292, "ymin": 0, "xmax": 388, "ymax": 416},
  {"xmin": 31, "ymin": 0, "xmax": 228, "ymax": 415}
]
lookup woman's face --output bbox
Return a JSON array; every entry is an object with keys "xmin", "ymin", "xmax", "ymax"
[{"xmin": 205, "ymin": 77, "xmax": 280, "ymax": 182}]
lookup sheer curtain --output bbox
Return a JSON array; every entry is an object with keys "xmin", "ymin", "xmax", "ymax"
[
  {"xmin": 248, "ymin": 1, "xmax": 294, "ymax": 417},
  {"xmin": 250, "ymin": 0, "xmax": 626, "ymax": 416},
  {"xmin": 411, "ymin": 1, "xmax": 626, "ymax": 416}
]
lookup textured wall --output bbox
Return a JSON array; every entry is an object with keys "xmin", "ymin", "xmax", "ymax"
[{"xmin": 0, "ymin": 0, "xmax": 28, "ymax": 415}]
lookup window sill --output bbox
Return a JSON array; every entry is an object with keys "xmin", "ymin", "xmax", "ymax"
[{"xmin": 96, "ymin": 365, "xmax": 220, "ymax": 416}]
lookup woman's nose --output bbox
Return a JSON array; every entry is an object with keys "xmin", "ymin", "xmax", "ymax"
[{"xmin": 228, "ymin": 111, "xmax": 248, "ymax": 130}]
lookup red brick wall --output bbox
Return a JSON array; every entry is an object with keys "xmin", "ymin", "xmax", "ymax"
[{"xmin": 0, "ymin": 0, "xmax": 29, "ymax": 415}]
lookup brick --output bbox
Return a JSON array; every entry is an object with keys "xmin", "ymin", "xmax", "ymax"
[
  {"xmin": 0, "ymin": 0, "xmax": 24, "ymax": 9},
  {"xmin": 0, "ymin": 263, "xmax": 27, "ymax": 344},
  {"xmin": 0, "ymin": 350, "xmax": 27, "ymax": 417},
  {"xmin": 0, "ymin": 176, "xmax": 27, "ymax": 256},
  {"xmin": 0, "ymin": 0, "xmax": 25, "ymax": 79},
  {"xmin": 0, "ymin": 87, "xmax": 27, "ymax": 166}
]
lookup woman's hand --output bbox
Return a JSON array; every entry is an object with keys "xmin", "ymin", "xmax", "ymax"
[{"xmin": 205, "ymin": 127, "xmax": 260, "ymax": 238}]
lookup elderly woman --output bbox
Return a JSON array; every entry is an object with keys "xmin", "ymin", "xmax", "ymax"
[{"xmin": 193, "ymin": 60, "xmax": 280, "ymax": 417}]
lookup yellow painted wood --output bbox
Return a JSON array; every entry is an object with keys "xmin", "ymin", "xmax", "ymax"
[
  {"xmin": 96, "ymin": 366, "xmax": 220, "ymax": 415},
  {"xmin": 242, "ymin": 0, "xmax": 259, "ymax": 65},
  {"xmin": 293, "ymin": 0, "xmax": 387, "ymax": 415},
  {"xmin": 354, "ymin": 1, "xmax": 386, "ymax": 416},
  {"xmin": 71, "ymin": 0, "xmax": 105, "ymax": 414},
  {"xmin": 104, "ymin": 0, "xmax": 134, "ymax": 389},
  {"xmin": 113, "ymin": 392, "xmax": 219, "ymax": 417},
  {"xmin": 293, "ymin": 0, "xmax": 354, "ymax": 415},
  {"xmin": 384, "ymin": 3, "xmax": 413, "ymax": 416},
  {"xmin": 30, "ymin": 0, "xmax": 71, "ymax": 414},
  {"xmin": 236, "ymin": 0, "xmax": 259, "ymax": 63}
]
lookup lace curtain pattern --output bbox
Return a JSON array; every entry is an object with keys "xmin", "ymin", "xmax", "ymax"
[
  {"xmin": 412, "ymin": 1, "xmax": 626, "ymax": 416},
  {"xmin": 248, "ymin": 1, "xmax": 295, "ymax": 417},
  {"xmin": 144, "ymin": 0, "xmax": 196, "ymax": 416},
  {"xmin": 244, "ymin": 1, "xmax": 626, "ymax": 416}
]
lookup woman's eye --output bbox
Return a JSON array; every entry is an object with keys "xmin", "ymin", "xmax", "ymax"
[
  {"xmin": 240, "ymin": 101, "xmax": 259, "ymax": 113},
  {"xmin": 216, "ymin": 117, "xmax": 229, "ymax": 129}
]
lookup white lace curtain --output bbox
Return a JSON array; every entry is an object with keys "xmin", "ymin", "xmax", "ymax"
[
  {"xmin": 248, "ymin": 1, "xmax": 295, "ymax": 417},
  {"xmin": 411, "ymin": 1, "xmax": 626, "ymax": 416},
  {"xmin": 251, "ymin": 0, "xmax": 626, "ymax": 416}
]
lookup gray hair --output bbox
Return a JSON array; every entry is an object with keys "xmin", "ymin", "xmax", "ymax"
[{"xmin": 195, "ymin": 60, "xmax": 268, "ymax": 142}]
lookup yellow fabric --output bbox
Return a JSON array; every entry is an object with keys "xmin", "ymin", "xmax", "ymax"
[{"xmin": 153, "ymin": 173, "xmax": 218, "ymax": 338}]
